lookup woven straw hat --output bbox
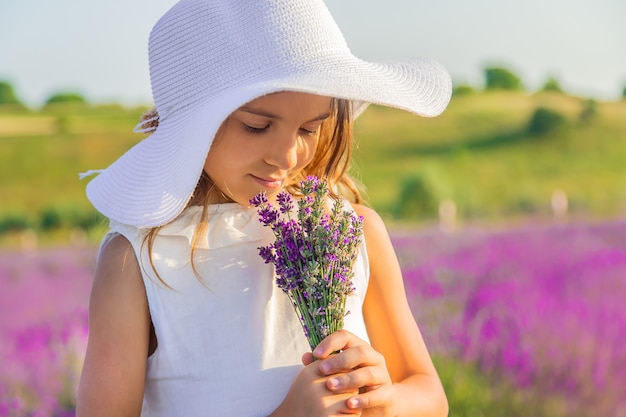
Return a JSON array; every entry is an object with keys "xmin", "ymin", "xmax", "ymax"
[{"xmin": 85, "ymin": 0, "xmax": 452, "ymax": 228}]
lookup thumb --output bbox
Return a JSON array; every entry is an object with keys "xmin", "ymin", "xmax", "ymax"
[{"xmin": 301, "ymin": 352, "xmax": 315, "ymax": 366}]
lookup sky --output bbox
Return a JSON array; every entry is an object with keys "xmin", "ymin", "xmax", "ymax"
[{"xmin": 1, "ymin": 0, "xmax": 624, "ymax": 108}]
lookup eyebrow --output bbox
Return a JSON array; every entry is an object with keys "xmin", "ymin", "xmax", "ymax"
[{"xmin": 238, "ymin": 107, "xmax": 331, "ymax": 123}]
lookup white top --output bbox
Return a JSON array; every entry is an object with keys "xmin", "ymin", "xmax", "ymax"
[{"xmin": 104, "ymin": 203, "xmax": 370, "ymax": 417}]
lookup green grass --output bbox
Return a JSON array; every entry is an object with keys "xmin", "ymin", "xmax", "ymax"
[
  {"xmin": 433, "ymin": 355, "xmax": 574, "ymax": 417},
  {"xmin": 1, "ymin": 92, "xmax": 625, "ymax": 245},
  {"xmin": 0, "ymin": 104, "xmax": 146, "ymax": 214},
  {"xmin": 352, "ymin": 91, "xmax": 626, "ymax": 221}
]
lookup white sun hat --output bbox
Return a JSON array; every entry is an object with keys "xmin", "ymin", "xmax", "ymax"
[{"xmin": 85, "ymin": 0, "xmax": 452, "ymax": 228}]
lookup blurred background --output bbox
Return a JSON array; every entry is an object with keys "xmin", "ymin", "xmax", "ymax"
[{"xmin": 1, "ymin": 0, "xmax": 625, "ymax": 415}]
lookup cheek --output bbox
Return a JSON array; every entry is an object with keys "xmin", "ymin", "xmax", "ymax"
[
  {"xmin": 299, "ymin": 137, "xmax": 319, "ymax": 166},
  {"xmin": 204, "ymin": 131, "xmax": 238, "ymax": 168},
  {"xmin": 203, "ymin": 147, "xmax": 216, "ymax": 173},
  {"xmin": 203, "ymin": 144, "xmax": 229, "ymax": 178}
]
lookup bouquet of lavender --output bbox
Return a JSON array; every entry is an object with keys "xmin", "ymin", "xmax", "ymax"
[{"xmin": 250, "ymin": 176, "xmax": 364, "ymax": 350}]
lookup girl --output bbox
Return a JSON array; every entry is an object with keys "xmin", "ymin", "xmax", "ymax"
[{"xmin": 77, "ymin": 0, "xmax": 452, "ymax": 416}]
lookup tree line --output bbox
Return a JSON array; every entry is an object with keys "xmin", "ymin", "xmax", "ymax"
[
  {"xmin": 0, "ymin": 82, "xmax": 86, "ymax": 109},
  {"xmin": 454, "ymin": 67, "xmax": 626, "ymax": 98},
  {"xmin": 1, "ymin": 66, "xmax": 625, "ymax": 109}
]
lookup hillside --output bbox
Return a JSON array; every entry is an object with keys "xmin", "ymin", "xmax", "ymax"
[
  {"xmin": 353, "ymin": 91, "xmax": 626, "ymax": 222},
  {"xmin": 1, "ymin": 92, "xmax": 625, "ymax": 244}
]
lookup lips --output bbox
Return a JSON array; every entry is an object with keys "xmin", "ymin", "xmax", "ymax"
[{"xmin": 251, "ymin": 175, "xmax": 285, "ymax": 189}]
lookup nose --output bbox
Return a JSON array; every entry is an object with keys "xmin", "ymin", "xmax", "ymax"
[{"xmin": 264, "ymin": 132, "xmax": 300, "ymax": 170}]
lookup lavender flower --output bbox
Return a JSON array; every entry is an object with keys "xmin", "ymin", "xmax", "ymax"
[
  {"xmin": 249, "ymin": 192, "xmax": 268, "ymax": 207},
  {"xmin": 250, "ymin": 176, "xmax": 364, "ymax": 350}
]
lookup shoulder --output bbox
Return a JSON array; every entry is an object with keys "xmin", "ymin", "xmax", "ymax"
[
  {"xmin": 349, "ymin": 203, "xmax": 400, "ymax": 282},
  {"xmin": 90, "ymin": 233, "xmax": 146, "ymax": 318},
  {"xmin": 96, "ymin": 233, "xmax": 142, "ymax": 279},
  {"xmin": 99, "ymin": 232, "xmax": 136, "ymax": 260},
  {"xmin": 350, "ymin": 203, "xmax": 391, "ymax": 243}
]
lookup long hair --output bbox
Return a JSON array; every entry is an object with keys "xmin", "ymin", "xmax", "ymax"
[{"xmin": 143, "ymin": 97, "xmax": 362, "ymax": 285}]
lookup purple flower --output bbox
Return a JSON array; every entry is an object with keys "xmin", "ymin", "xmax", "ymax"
[
  {"xmin": 397, "ymin": 220, "xmax": 626, "ymax": 415},
  {"xmin": 249, "ymin": 192, "xmax": 268, "ymax": 207},
  {"xmin": 251, "ymin": 176, "xmax": 363, "ymax": 350},
  {"xmin": 257, "ymin": 206, "xmax": 279, "ymax": 227},
  {"xmin": 258, "ymin": 245, "xmax": 275, "ymax": 264},
  {"xmin": 277, "ymin": 191, "xmax": 294, "ymax": 213},
  {"xmin": 300, "ymin": 176, "xmax": 320, "ymax": 194}
]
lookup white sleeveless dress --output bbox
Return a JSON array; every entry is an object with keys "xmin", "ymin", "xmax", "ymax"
[{"xmin": 103, "ymin": 203, "xmax": 370, "ymax": 416}]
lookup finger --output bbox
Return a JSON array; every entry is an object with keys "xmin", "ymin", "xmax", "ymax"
[
  {"xmin": 319, "ymin": 344, "xmax": 385, "ymax": 376},
  {"xmin": 301, "ymin": 352, "xmax": 315, "ymax": 366},
  {"xmin": 326, "ymin": 366, "xmax": 388, "ymax": 393},
  {"xmin": 346, "ymin": 385, "xmax": 394, "ymax": 411},
  {"xmin": 314, "ymin": 329, "xmax": 365, "ymax": 359}
]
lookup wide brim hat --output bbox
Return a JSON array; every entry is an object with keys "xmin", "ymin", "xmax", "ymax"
[{"xmin": 85, "ymin": 0, "xmax": 452, "ymax": 228}]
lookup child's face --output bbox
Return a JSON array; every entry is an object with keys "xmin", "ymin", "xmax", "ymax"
[{"xmin": 203, "ymin": 91, "xmax": 332, "ymax": 206}]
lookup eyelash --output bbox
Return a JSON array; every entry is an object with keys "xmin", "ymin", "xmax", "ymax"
[
  {"xmin": 242, "ymin": 124, "xmax": 318, "ymax": 136},
  {"xmin": 242, "ymin": 124, "xmax": 268, "ymax": 134}
]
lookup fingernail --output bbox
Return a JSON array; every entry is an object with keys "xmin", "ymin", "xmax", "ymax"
[
  {"xmin": 348, "ymin": 398, "xmax": 361, "ymax": 408},
  {"xmin": 328, "ymin": 377, "xmax": 340, "ymax": 388},
  {"xmin": 313, "ymin": 347, "xmax": 323, "ymax": 357},
  {"xmin": 320, "ymin": 362, "xmax": 331, "ymax": 374}
]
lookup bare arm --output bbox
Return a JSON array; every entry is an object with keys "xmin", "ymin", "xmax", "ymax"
[
  {"xmin": 76, "ymin": 234, "xmax": 151, "ymax": 417},
  {"xmin": 360, "ymin": 204, "xmax": 447, "ymax": 416},
  {"xmin": 312, "ymin": 204, "xmax": 448, "ymax": 417}
]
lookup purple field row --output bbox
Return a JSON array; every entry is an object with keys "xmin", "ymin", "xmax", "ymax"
[
  {"xmin": 398, "ymin": 220, "xmax": 626, "ymax": 415},
  {"xmin": 1, "ymin": 220, "xmax": 626, "ymax": 415},
  {"xmin": 0, "ymin": 248, "xmax": 92, "ymax": 417}
]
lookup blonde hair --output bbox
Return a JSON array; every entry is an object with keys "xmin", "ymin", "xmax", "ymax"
[{"xmin": 142, "ymin": 98, "xmax": 362, "ymax": 285}]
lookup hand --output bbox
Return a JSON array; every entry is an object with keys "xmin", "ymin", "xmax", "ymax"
[
  {"xmin": 270, "ymin": 356, "xmax": 360, "ymax": 417},
  {"xmin": 307, "ymin": 330, "xmax": 396, "ymax": 416}
]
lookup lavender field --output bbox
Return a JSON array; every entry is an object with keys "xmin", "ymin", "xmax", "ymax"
[{"xmin": 1, "ymin": 220, "xmax": 625, "ymax": 416}]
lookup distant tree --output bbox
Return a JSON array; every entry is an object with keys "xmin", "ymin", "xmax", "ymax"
[
  {"xmin": 527, "ymin": 107, "xmax": 567, "ymax": 136},
  {"xmin": 579, "ymin": 99, "xmax": 598, "ymax": 124},
  {"xmin": 0, "ymin": 213, "xmax": 31, "ymax": 233},
  {"xmin": 484, "ymin": 67, "xmax": 523, "ymax": 91},
  {"xmin": 540, "ymin": 76, "xmax": 563, "ymax": 93},
  {"xmin": 622, "ymin": 85, "xmax": 626, "ymax": 100},
  {"xmin": 45, "ymin": 92, "xmax": 87, "ymax": 105},
  {"xmin": 392, "ymin": 175, "xmax": 438, "ymax": 220},
  {"xmin": 0, "ymin": 81, "xmax": 22, "ymax": 105},
  {"xmin": 40, "ymin": 207, "xmax": 63, "ymax": 231}
]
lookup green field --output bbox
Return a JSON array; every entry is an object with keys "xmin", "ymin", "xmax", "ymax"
[
  {"xmin": 353, "ymin": 91, "xmax": 626, "ymax": 222},
  {"xmin": 1, "ymin": 91, "xmax": 625, "ymax": 245}
]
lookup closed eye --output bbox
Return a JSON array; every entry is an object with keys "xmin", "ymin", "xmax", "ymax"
[
  {"xmin": 243, "ymin": 123, "xmax": 319, "ymax": 136},
  {"xmin": 299, "ymin": 127, "xmax": 318, "ymax": 136},
  {"xmin": 300, "ymin": 120, "xmax": 326, "ymax": 136},
  {"xmin": 242, "ymin": 123, "xmax": 269, "ymax": 134}
]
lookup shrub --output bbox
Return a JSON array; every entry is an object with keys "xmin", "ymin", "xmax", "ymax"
[
  {"xmin": 0, "ymin": 213, "xmax": 32, "ymax": 233},
  {"xmin": 67, "ymin": 209, "xmax": 104, "ymax": 231},
  {"xmin": 579, "ymin": 99, "xmax": 598, "ymax": 124},
  {"xmin": 40, "ymin": 207, "xmax": 64, "ymax": 231},
  {"xmin": 527, "ymin": 107, "xmax": 567, "ymax": 136},
  {"xmin": 0, "ymin": 81, "xmax": 22, "ymax": 106},
  {"xmin": 540, "ymin": 76, "xmax": 563, "ymax": 93},
  {"xmin": 38, "ymin": 206, "xmax": 103, "ymax": 232},
  {"xmin": 45, "ymin": 92, "xmax": 87, "ymax": 106},
  {"xmin": 484, "ymin": 67, "xmax": 523, "ymax": 91},
  {"xmin": 392, "ymin": 175, "xmax": 437, "ymax": 220}
]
